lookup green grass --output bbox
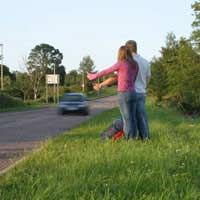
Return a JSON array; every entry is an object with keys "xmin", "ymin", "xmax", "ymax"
[
  {"xmin": 0, "ymin": 103, "xmax": 48, "ymax": 112},
  {"xmin": 0, "ymin": 99, "xmax": 200, "ymax": 199}
]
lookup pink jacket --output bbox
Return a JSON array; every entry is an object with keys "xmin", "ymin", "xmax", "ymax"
[{"xmin": 88, "ymin": 61, "xmax": 138, "ymax": 92}]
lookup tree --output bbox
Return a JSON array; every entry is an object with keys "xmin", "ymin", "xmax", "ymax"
[
  {"xmin": 150, "ymin": 58, "xmax": 168, "ymax": 101},
  {"xmin": 65, "ymin": 70, "xmax": 79, "ymax": 86},
  {"xmin": 56, "ymin": 65, "xmax": 66, "ymax": 86},
  {"xmin": 161, "ymin": 33, "xmax": 179, "ymax": 101},
  {"xmin": 27, "ymin": 44, "xmax": 63, "ymax": 100},
  {"xmin": 0, "ymin": 65, "xmax": 16, "ymax": 81},
  {"xmin": 150, "ymin": 33, "xmax": 178, "ymax": 101},
  {"xmin": 79, "ymin": 56, "xmax": 95, "ymax": 73},
  {"xmin": 175, "ymin": 38, "xmax": 200, "ymax": 109},
  {"xmin": 14, "ymin": 72, "xmax": 32, "ymax": 102},
  {"xmin": 150, "ymin": 32, "xmax": 200, "ymax": 113},
  {"xmin": 79, "ymin": 56, "xmax": 96, "ymax": 92},
  {"xmin": 0, "ymin": 76, "xmax": 11, "ymax": 90},
  {"xmin": 191, "ymin": 1, "xmax": 200, "ymax": 52}
]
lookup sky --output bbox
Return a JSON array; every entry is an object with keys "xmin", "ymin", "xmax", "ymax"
[{"xmin": 0, "ymin": 0, "xmax": 195, "ymax": 72}]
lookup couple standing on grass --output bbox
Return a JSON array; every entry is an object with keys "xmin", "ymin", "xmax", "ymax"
[{"xmin": 87, "ymin": 40, "xmax": 151, "ymax": 140}]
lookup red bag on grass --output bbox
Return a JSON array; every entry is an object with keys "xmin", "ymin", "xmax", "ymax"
[
  {"xmin": 100, "ymin": 117, "xmax": 124, "ymax": 141},
  {"xmin": 112, "ymin": 130, "xmax": 124, "ymax": 141}
]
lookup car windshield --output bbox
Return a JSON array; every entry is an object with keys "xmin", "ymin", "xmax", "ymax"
[{"xmin": 61, "ymin": 94, "xmax": 84, "ymax": 102}]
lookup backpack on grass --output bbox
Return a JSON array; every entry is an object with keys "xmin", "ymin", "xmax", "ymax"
[{"xmin": 100, "ymin": 117, "xmax": 124, "ymax": 141}]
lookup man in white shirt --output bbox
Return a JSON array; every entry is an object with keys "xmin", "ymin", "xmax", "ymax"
[
  {"xmin": 125, "ymin": 40, "xmax": 150, "ymax": 139},
  {"xmin": 95, "ymin": 40, "xmax": 150, "ymax": 139}
]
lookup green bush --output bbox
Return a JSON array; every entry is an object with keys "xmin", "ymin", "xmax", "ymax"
[
  {"xmin": 67, "ymin": 85, "xmax": 82, "ymax": 93},
  {"xmin": 0, "ymin": 92, "xmax": 24, "ymax": 109},
  {"xmin": 150, "ymin": 34, "xmax": 200, "ymax": 114}
]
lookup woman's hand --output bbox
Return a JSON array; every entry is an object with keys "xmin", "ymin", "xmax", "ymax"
[
  {"xmin": 87, "ymin": 73, "xmax": 97, "ymax": 80},
  {"xmin": 93, "ymin": 83, "xmax": 102, "ymax": 91}
]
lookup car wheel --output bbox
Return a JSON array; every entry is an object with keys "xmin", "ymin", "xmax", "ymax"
[
  {"xmin": 83, "ymin": 109, "xmax": 89, "ymax": 115},
  {"xmin": 59, "ymin": 109, "xmax": 65, "ymax": 115}
]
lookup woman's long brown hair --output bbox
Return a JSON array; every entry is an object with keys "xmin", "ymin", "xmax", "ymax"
[{"xmin": 117, "ymin": 46, "xmax": 137, "ymax": 69}]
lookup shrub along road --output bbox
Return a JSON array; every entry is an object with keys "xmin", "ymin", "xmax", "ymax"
[{"xmin": 0, "ymin": 95, "xmax": 118, "ymax": 172}]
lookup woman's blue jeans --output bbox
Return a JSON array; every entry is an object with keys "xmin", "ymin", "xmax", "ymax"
[{"xmin": 118, "ymin": 90, "xmax": 137, "ymax": 139}]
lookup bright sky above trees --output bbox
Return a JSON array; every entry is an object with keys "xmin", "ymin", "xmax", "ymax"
[{"xmin": 0, "ymin": 0, "xmax": 195, "ymax": 72}]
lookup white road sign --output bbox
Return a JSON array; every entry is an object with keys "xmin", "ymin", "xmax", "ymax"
[{"xmin": 46, "ymin": 74, "xmax": 60, "ymax": 84}]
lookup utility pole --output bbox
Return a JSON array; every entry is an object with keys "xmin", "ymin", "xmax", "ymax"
[
  {"xmin": 0, "ymin": 44, "xmax": 3, "ymax": 91},
  {"xmin": 53, "ymin": 64, "xmax": 56, "ymax": 104}
]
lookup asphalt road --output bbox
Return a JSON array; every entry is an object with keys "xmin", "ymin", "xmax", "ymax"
[{"xmin": 0, "ymin": 95, "xmax": 118, "ymax": 172}]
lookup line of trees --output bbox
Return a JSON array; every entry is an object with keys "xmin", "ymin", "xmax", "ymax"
[
  {"xmin": 65, "ymin": 56, "xmax": 96, "ymax": 93},
  {"xmin": 0, "ymin": 44, "xmax": 97, "ymax": 102},
  {"xmin": 149, "ymin": 1, "xmax": 200, "ymax": 113}
]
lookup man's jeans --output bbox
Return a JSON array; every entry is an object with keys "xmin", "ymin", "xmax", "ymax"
[
  {"xmin": 118, "ymin": 91, "xmax": 137, "ymax": 139},
  {"xmin": 136, "ymin": 93, "xmax": 150, "ymax": 139}
]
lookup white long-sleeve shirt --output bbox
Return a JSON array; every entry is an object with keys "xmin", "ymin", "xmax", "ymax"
[{"xmin": 133, "ymin": 54, "xmax": 151, "ymax": 94}]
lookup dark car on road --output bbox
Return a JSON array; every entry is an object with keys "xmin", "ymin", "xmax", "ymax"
[{"xmin": 58, "ymin": 93, "xmax": 89, "ymax": 115}]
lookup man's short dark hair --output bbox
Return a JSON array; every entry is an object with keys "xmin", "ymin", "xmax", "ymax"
[{"xmin": 125, "ymin": 40, "xmax": 137, "ymax": 53}]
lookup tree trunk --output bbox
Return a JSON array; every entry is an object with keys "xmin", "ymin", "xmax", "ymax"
[
  {"xmin": 34, "ymin": 88, "xmax": 37, "ymax": 100},
  {"xmin": 23, "ymin": 93, "xmax": 26, "ymax": 102}
]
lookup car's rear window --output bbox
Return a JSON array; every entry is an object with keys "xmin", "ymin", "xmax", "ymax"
[{"xmin": 62, "ymin": 95, "xmax": 84, "ymax": 101}]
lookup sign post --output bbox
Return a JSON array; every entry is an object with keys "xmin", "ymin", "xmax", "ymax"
[{"xmin": 46, "ymin": 74, "xmax": 60, "ymax": 104}]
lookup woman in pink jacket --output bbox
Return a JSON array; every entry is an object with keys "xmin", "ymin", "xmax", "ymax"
[{"xmin": 87, "ymin": 46, "xmax": 138, "ymax": 139}]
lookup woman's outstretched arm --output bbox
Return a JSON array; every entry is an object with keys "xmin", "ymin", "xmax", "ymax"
[
  {"xmin": 93, "ymin": 76, "xmax": 117, "ymax": 91},
  {"xmin": 87, "ymin": 62, "xmax": 121, "ymax": 80}
]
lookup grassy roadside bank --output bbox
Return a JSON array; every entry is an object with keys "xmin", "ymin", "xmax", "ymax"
[
  {"xmin": 0, "ymin": 93, "xmax": 48, "ymax": 113},
  {"xmin": 0, "ymin": 99, "xmax": 200, "ymax": 199},
  {"xmin": 0, "ymin": 103, "xmax": 48, "ymax": 113}
]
